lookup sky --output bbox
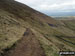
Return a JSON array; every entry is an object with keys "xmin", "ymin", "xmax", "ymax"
[{"xmin": 15, "ymin": 0, "xmax": 75, "ymax": 16}]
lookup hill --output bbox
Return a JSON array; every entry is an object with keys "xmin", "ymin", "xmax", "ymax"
[
  {"xmin": 0, "ymin": 0, "xmax": 75, "ymax": 56},
  {"xmin": 54, "ymin": 16, "xmax": 75, "ymax": 20}
]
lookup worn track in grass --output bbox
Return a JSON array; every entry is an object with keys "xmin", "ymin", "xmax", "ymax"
[{"xmin": 5, "ymin": 28, "xmax": 45, "ymax": 56}]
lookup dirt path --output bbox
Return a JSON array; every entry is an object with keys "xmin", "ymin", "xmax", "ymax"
[{"xmin": 5, "ymin": 28, "xmax": 45, "ymax": 56}]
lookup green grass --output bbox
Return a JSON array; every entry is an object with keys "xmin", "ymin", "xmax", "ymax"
[
  {"xmin": 53, "ymin": 52, "xmax": 59, "ymax": 56},
  {"xmin": 64, "ymin": 21, "xmax": 75, "ymax": 31},
  {"xmin": 40, "ymin": 42, "xmax": 54, "ymax": 56}
]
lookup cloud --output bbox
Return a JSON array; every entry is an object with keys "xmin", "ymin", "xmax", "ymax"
[{"xmin": 15, "ymin": 0, "xmax": 75, "ymax": 13}]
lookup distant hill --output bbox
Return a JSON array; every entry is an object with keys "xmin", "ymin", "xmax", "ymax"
[
  {"xmin": 54, "ymin": 16, "xmax": 75, "ymax": 20},
  {"xmin": 46, "ymin": 12, "xmax": 75, "ymax": 16},
  {"xmin": 0, "ymin": 0, "xmax": 75, "ymax": 56}
]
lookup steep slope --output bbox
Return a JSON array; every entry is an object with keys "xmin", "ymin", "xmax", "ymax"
[
  {"xmin": 0, "ymin": 0, "xmax": 75, "ymax": 56},
  {"xmin": 0, "ymin": 0, "xmax": 58, "ymax": 24}
]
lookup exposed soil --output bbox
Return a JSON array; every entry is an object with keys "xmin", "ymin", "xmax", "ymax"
[{"xmin": 4, "ymin": 28, "xmax": 45, "ymax": 56}]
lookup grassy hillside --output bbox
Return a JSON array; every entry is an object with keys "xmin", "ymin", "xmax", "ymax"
[{"xmin": 0, "ymin": 0, "xmax": 75, "ymax": 56}]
